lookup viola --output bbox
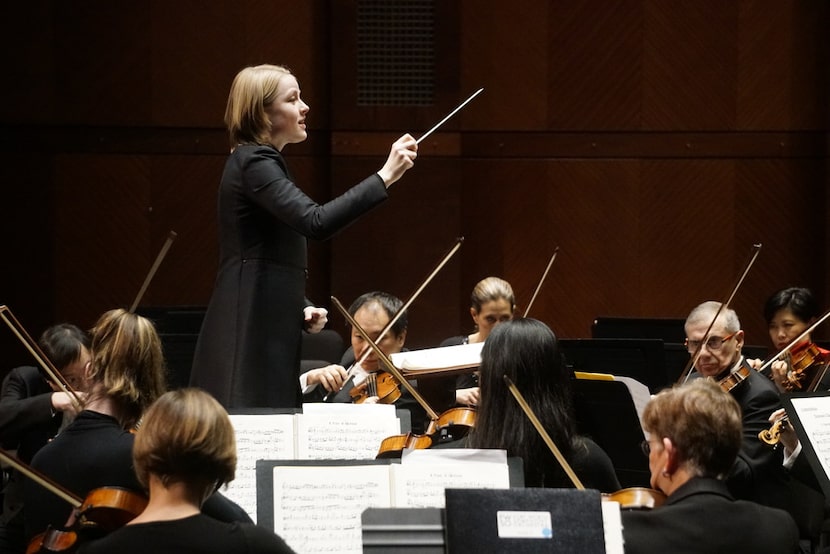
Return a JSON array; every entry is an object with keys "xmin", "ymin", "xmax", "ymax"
[{"xmin": 349, "ymin": 371, "xmax": 402, "ymax": 404}]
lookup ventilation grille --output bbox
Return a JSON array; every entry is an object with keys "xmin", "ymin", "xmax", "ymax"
[{"xmin": 357, "ymin": 0, "xmax": 435, "ymax": 106}]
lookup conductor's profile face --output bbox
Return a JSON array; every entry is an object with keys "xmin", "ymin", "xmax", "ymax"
[
  {"xmin": 350, "ymin": 303, "xmax": 406, "ymax": 373},
  {"xmin": 685, "ymin": 320, "xmax": 743, "ymax": 378}
]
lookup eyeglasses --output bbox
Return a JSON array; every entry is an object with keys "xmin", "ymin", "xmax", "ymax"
[
  {"xmin": 684, "ymin": 331, "xmax": 737, "ymax": 354},
  {"xmin": 640, "ymin": 439, "xmax": 652, "ymax": 457}
]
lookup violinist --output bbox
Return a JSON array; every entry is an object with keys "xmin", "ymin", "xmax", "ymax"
[
  {"xmin": 23, "ymin": 309, "xmax": 249, "ymax": 544},
  {"xmin": 77, "ymin": 388, "xmax": 294, "ymax": 554},
  {"xmin": 747, "ymin": 287, "xmax": 830, "ymax": 392},
  {"xmin": 299, "ymin": 292, "xmax": 429, "ymax": 433},
  {"xmin": 465, "ymin": 318, "xmax": 620, "ymax": 491},
  {"xmin": 620, "ymin": 379, "xmax": 798, "ymax": 554},
  {"xmin": 683, "ymin": 302, "xmax": 795, "ymax": 518},
  {"xmin": 0, "ymin": 324, "xmax": 90, "ymax": 552},
  {"xmin": 439, "ymin": 276, "xmax": 515, "ymax": 407}
]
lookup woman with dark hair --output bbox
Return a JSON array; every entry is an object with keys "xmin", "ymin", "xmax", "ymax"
[
  {"xmin": 748, "ymin": 287, "xmax": 830, "ymax": 392},
  {"xmin": 78, "ymin": 389, "xmax": 294, "ymax": 554},
  {"xmin": 466, "ymin": 318, "xmax": 619, "ymax": 491}
]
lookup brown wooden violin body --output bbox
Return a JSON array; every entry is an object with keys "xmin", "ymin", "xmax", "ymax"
[
  {"xmin": 781, "ymin": 342, "xmax": 827, "ymax": 392},
  {"xmin": 26, "ymin": 487, "xmax": 148, "ymax": 553},
  {"xmin": 426, "ymin": 406, "xmax": 476, "ymax": 444},
  {"xmin": 375, "ymin": 433, "xmax": 434, "ymax": 459},
  {"xmin": 717, "ymin": 365, "xmax": 751, "ymax": 393},
  {"xmin": 602, "ymin": 487, "xmax": 667, "ymax": 510},
  {"xmin": 349, "ymin": 371, "xmax": 402, "ymax": 404}
]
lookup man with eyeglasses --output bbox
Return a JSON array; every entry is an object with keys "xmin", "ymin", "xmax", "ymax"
[{"xmin": 683, "ymin": 301, "xmax": 802, "ymax": 534}]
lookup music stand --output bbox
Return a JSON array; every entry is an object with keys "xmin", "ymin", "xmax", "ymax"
[
  {"xmin": 780, "ymin": 392, "xmax": 830, "ymax": 499},
  {"xmin": 572, "ymin": 377, "xmax": 649, "ymax": 488},
  {"xmin": 559, "ymin": 338, "xmax": 667, "ymax": 393}
]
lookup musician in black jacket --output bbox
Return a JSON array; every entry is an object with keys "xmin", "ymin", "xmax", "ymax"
[
  {"xmin": 0, "ymin": 323, "xmax": 90, "ymax": 552},
  {"xmin": 621, "ymin": 379, "xmax": 799, "ymax": 554}
]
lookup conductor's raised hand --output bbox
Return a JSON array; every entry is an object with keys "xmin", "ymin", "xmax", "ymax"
[
  {"xmin": 304, "ymin": 306, "xmax": 328, "ymax": 334},
  {"xmin": 377, "ymin": 134, "xmax": 417, "ymax": 188}
]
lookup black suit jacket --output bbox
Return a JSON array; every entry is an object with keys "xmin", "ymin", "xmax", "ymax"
[
  {"xmin": 621, "ymin": 477, "xmax": 799, "ymax": 554},
  {"xmin": 693, "ymin": 361, "xmax": 791, "ymax": 511},
  {"xmin": 190, "ymin": 144, "xmax": 388, "ymax": 410}
]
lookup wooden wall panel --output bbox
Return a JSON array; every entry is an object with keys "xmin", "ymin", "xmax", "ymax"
[
  {"xmin": 547, "ymin": 2, "xmax": 644, "ymax": 130},
  {"xmin": 643, "ymin": 1, "xmax": 739, "ymax": 130},
  {"xmin": 327, "ymin": 157, "xmax": 463, "ymax": 349},
  {"xmin": 52, "ymin": 155, "xmax": 152, "ymax": 327},
  {"xmin": 459, "ymin": 0, "xmax": 549, "ymax": 130}
]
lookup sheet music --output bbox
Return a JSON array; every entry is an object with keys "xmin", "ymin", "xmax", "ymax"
[
  {"xmin": 297, "ymin": 405, "xmax": 400, "ymax": 459},
  {"xmin": 612, "ymin": 376, "xmax": 650, "ymax": 433},
  {"xmin": 788, "ymin": 396, "xmax": 830, "ymax": 482},
  {"xmin": 272, "ymin": 465, "xmax": 392, "ymax": 554},
  {"xmin": 390, "ymin": 456, "xmax": 510, "ymax": 507},
  {"xmin": 390, "ymin": 342, "xmax": 483, "ymax": 371},
  {"xmin": 226, "ymin": 414, "xmax": 296, "ymax": 522}
]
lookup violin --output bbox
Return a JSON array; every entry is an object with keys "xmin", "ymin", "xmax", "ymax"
[
  {"xmin": 376, "ymin": 407, "xmax": 478, "ymax": 458},
  {"xmin": 602, "ymin": 487, "xmax": 666, "ymax": 510},
  {"xmin": 716, "ymin": 365, "xmax": 751, "ymax": 393},
  {"xmin": 331, "ymin": 296, "xmax": 441, "ymax": 459},
  {"xmin": 755, "ymin": 309, "xmax": 830, "ymax": 392},
  {"xmin": 425, "ymin": 406, "xmax": 476, "ymax": 444},
  {"xmin": 349, "ymin": 371, "xmax": 402, "ymax": 404},
  {"xmin": 326, "ymin": 237, "xmax": 463, "ymax": 402},
  {"xmin": 0, "ymin": 450, "xmax": 146, "ymax": 554},
  {"xmin": 376, "ymin": 433, "xmax": 434, "ymax": 459},
  {"xmin": 780, "ymin": 342, "xmax": 828, "ymax": 392},
  {"xmin": 759, "ymin": 416, "xmax": 788, "ymax": 447},
  {"xmin": 26, "ymin": 487, "xmax": 148, "ymax": 554}
]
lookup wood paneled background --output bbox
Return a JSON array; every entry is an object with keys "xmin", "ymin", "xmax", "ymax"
[{"xmin": 0, "ymin": 1, "xmax": 827, "ymax": 374}]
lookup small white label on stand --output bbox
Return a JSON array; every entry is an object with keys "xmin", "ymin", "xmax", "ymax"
[{"xmin": 496, "ymin": 511, "xmax": 553, "ymax": 539}]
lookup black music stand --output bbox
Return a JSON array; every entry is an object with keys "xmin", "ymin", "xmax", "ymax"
[
  {"xmin": 572, "ymin": 377, "xmax": 649, "ymax": 488},
  {"xmin": 559, "ymin": 338, "xmax": 667, "ymax": 393},
  {"xmin": 444, "ymin": 488, "xmax": 605, "ymax": 553}
]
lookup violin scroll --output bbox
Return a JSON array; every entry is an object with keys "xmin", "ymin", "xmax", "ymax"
[{"xmin": 759, "ymin": 418, "xmax": 787, "ymax": 447}]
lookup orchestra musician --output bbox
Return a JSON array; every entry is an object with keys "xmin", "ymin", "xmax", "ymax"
[
  {"xmin": 621, "ymin": 379, "xmax": 799, "ymax": 554},
  {"xmin": 0, "ymin": 324, "xmax": 90, "ymax": 552},
  {"xmin": 466, "ymin": 318, "xmax": 620, "ymax": 491},
  {"xmin": 23, "ymin": 309, "xmax": 249, "ymax": 544},
  {"xmin": 189, "ymin": 63, "xmax": 418, "ymax": 410},
  {"xmin": 77, "ymin": 388, "xmax": 294, "ymax": 554},
  {"xmin": 747, "ymin": 287, "xmax": 830, "ymax": 392},
  {"xmin": 682, "ymin": 302, "xmax": 796, "ymax": 520},
  {"xmin": 440, "ymin": 276, "xmax": 515, "ymax": 407},
  {"xmin": 299, "ymin": 292, "xmax": 429, "ymax": 433}
]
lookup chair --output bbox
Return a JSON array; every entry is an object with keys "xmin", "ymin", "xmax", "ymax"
[{"xmin": 300, "ymin": 329, "xmax": 345, "ymax": 374}]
